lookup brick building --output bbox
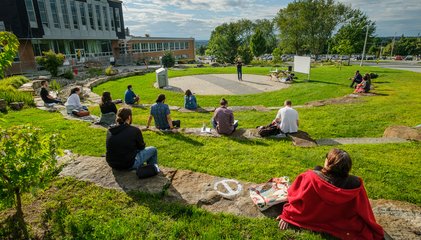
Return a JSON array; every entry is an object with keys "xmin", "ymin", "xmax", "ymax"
[{"xmin": 0, "ymin": 0, "xmax": 125, "ymax": 75}]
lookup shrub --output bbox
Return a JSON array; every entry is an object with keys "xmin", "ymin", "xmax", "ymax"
[
  {"xmin": 238, "ymin": 45, "xmax": 253, "ymax": 65},
  {"xmin": 105, "ymin": 66, "xmax": 117, "ymax": 76},
  {"xmin": 161, "ymin": 51, "xmax": 175, "ymax": 68},
  {"xmin": 0, "ymin": 75, "xmax": 29, "ymax": 89},
  {"xmin": 148, "ymin": 60, "xmax": 160, "ymax": 65},
  {"xmin": 0, "ymin": 125, "xmax": 61, "ymax": 239},
  {"xmin": 87, "ymin": 68, "xmax": 103, "ymax": 78},
  {"xmin": 61, "ymin": 69, "xmax": 74, "ymax": 80},
  {"xmin": 0, "ymin": 86, "xmax": 34, "ymax": 106},
  {"xmin": 49, "ymin": 79, "xmax": 61, "ymax": 92},
  {"xmin": 0, "ymin": 32, "xmax": 19, "ymax": 78},
  {"xmin": 36, "ymin": 50, "xmax": 65, "ymax": 77}
]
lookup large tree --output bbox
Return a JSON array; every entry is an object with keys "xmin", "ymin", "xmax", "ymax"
[
  {"xmin": 207, "ymin": 23, "xmax": 240, "ymax": 63},
  {"xmin": 254, "ymin": 19, "xmax": 278, "ymax": 54},
  {"xmin": 332, "ymin": 9, "xmax": 376, "ymax": 60},
  {"xmin": 276, "ymin": 0, "xmax": 349, "ymax": 56},
  {"xmin": 250, "ymin": 28, "xmax": 267, "ymax": 57}
]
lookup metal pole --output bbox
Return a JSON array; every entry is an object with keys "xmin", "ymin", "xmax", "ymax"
[
  {"xmin": 391, "ymin": 32, "xmax": 396, "ymax": 57},
  {"xmin": 360, "ymin": 26, "xmax": 369, "ymax": 67}
]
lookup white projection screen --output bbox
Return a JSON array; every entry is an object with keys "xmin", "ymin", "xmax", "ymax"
[{"xmin": 293, "ymin": 56, "xmax": 311, "ymax": 74}]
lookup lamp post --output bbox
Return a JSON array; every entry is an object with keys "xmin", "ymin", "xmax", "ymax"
[
  {"xmin": 391, "ymin": 32, "xmax": 397, "ymax": 58},
  {"xmin": 360, "ymin": 25, "xmax": 369, "ymax": 66}
]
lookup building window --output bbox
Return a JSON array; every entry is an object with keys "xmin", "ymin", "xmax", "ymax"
[
  {"xmin": 70, "ymin": 1, "xmax": 79, "ymax": 29},
  {"xmin": 150, "ymin": 43, "xmax": 156, "ymax": 52},
  {"xmin": 103, "ymin": 6, "xmax": 109, "ymax": 31},
  {"xmin": 185, "ymin": 42, "xmax": 189, "ymax": 49},
  {"xmin": 170, "ymin": 42, "xmax": 175, "ymax": 50},
  {"xmin": 59, "ymin": 0, "xmax": 70, "ymax": 29},
  {"xmin": 109, "ymin": 8, "xmax": 115, "ymax": 31},
  {"xmin": 175, "ymin": 42, "xmax": 180, "ymax": 50},
  {"xmin": 132, "ymin": 43, "xmax": 140, "ymax": 52},
  {"xmin": 79, "ymin": 2, "xmax": 87, "ymax": 28},
  {"xmin": 49, "ymin": 1, "xmax": 61, "ymax": 28},
  {"xmin": 163, "ymin": 42, "xmax": 169, "ymax": 50},
  {"xmin": 180, "ymin": 42, "xmax": 185, "ymax": 50},
  {"xmin": 37, "ymin": 0, "xmax": 48, "ymax": 27},
  {"xmin": 88, "ymin": 4, "xmax": 95, "ymax": 30},
  {"xmin": 114, "ymin": 8, "xmax": 121, "ymax": 32},
  {"xmin": 141, "ymin": 43, "xmax": 149, "ymax": 52},
  {"xmin": 95, "ymin": 5, "xmax": 102, "ymax": 30},
  {"xmin": 24, "ymin": 0, "xmax": 38, "ymax": 28},
  {"xmin": 157, "ymin": 43, "xmax": 163, "ymax": 51}
]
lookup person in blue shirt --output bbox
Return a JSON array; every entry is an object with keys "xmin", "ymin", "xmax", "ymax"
[
  {"xmin": 184, "ymin": 89, "xmax": 197, "ymax": 110},
  {"xmin": 147, "ymin": 94, "xmax": 180, "ymax": 130},
  {"xmin": 124, "ymin": 85, "xmax": 140, "ymax": 105}
]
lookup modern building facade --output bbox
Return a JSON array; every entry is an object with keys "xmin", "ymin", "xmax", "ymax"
[
  {"xmin": 0, "ymin": 0, "xmax": 125, "ymax": 74},
  {"xmin": 119, "ymin": 36, "xmax": 195, "ymax": 64}
]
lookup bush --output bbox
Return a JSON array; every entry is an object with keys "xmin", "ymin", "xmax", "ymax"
[
  {"xmin": 36, "ymin": 50, "xmax": 65, "ymax": 77},
  {"xmin": 49, "ymin": 79, "xmax": 61, "ymax": 92},
  {"xmin": 0, "ymin": 75, "xmax": 29, "ymax": 89},
  {"xmin": 87, "ymin": 68, "xmax": 103, "ymax": 78},
  {"xmin": 105, "ymin": 66, "xmax": 117, "ymax": 76},
  {"xmin": 61, "ymin": 70, "xmax": 74, "ymax": 80},
  {"xmin": 0, "ymin": 32, "xmax": 19, "ymax": 78},
  {"xmin": 0, "ymin": 86, "xmax": 34, "ymax": 106},
  {"xmin": 210, "ymin": 62, "xmax": 220, "ymax": 67},
  {"xmin": 148, "ymin": 60, "xmax": 160, "ymax": 65},
  {"xmin": 161, "ymin": 51, "xmax": 175, "ymax": 68},
  {"xmin": 238, "ymin": 45, "xmax": 253, "ymax": 65}
]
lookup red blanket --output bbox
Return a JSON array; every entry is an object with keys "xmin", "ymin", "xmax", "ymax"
[{"xmin": 280, "ymin": 170, "xmax": 384, "ymax": 239}]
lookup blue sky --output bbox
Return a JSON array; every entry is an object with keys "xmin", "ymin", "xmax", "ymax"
[{"xmin": 122, "ymin": 0, "xmax": 421, "ymax": 40}]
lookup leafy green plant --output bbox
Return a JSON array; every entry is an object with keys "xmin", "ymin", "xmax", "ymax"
[
  {"xmin": 105, "ymin": 65, "xmax": 117, "ymax": 76},
  {"xmin": 0, "ymin": 75, "xmax": 29, "ymax": 89},
  {"xmin": 161, "ymin": 51, "xmax": 175, "ymax": 68},
  {"xmin": 61, "ymin": 69, "xmax": 74, "ymax": 80},
  {"xmin": 87, "ymin": 67, "xmax": 103, "ymax": 78},
  {"xmin": 0, "ymin": 86, "xmax": 34, "ymax": 106},
  {"xmin": 0, "ymin": 32, "xmax": 19, "ymax": 79},
  {"xmin": 36, "ymin": 50, "xmax": 65, "ymax": 77},
  {"xmin": 49, "ymin": 79, "xmax": 61, "ymax": 92},
  {"xmin": 0, "ymin": 125, "xmax": 61, "ymax": 238}
]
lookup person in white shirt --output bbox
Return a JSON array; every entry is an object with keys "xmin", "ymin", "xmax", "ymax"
[
  {"xmin": 65, "ymin": 87, "xmax": 89, "ymax": 115},
  {"xmin": 273, "ymin": 100, "xmax": 299, "ymax": 133}
]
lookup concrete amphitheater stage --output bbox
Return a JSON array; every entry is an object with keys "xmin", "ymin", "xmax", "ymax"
[{"xmin": 168, "ymin": 74, "xmax": 290, "ymax": 95}]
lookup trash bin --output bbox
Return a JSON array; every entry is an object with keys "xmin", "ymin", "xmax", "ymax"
[
  {"xmin": 156, "ymin": 68, "xmax": 168, "ymax": 88},
  {"xmin": 288, "ymin": 66, "xmax": 293, "ymax": 72}
]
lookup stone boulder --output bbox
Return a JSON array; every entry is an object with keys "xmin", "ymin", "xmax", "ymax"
[
  {"xmin": 0, "ymin": 99, "xmax": 7, "ymax": 113},
  {"xmin": 383, "ymin": 126, "xmax": 421, "ymax": 141},
  {"xmin": 9, "ymin": 102, "xmax": 24, "ymax": 111},
  {"xmin": 288, "ymin": 130, "xmax": 317, "ymax": 147}
]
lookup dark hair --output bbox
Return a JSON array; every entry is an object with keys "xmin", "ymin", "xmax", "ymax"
[
  {"xmin": 284, "ymin": 100, "xmax": 292, "ymax": 106},
  {"xmin": 322, "ymin": 148, "xmax": 352, "ymax": 178},
  {"xmin": 127, "ymin": 85, "xmax": 132, "ymax": 89},
  {"xmin": 185, "ymin": 89, "xmax": 192, "ymax": 96},
  {"xmin": 363, "ymin": 73, "xmax": 371, "ymax": 81},
  {"xmin": 156, "ymin": 94, "xmax": 166, "ymax": 103},
  {"xmin": 220, "ymin": 98, "xmax": 228, "ymax": 106},
  {"xmin": 70, "ymin": 87, "xmax": 80, "ymax": 96},
  {"xmin": 101, "ymin": 91, "xmax": 112, "ymax": 106},
  {"xmin": 41, "ymin": 80, "xmax": 47, "ymax": 86},
  {"xmin": 116, "ymin": 108, "xmax": 132, "ymax": 124},
  {"xmin": 356, "ymin": 70, "xmax": 360, "ymax": 73}
]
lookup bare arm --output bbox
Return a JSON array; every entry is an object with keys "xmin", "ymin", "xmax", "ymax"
[
  {"xmin": 146, "ymin": 115, "xmax": 153, "ymax": 128},
  {"xmin": 167, "ymin": 114, "xmax": 173, "ymax": 129}
]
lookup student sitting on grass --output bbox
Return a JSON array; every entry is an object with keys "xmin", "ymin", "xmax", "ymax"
[
  {"xmin": 184, "ymin": 89, "xmax": 197, "ymax": 110},
  {"xmin": 211, "ymin": 98, "xmax": 238, "ymax": 135},
  {"xmin": 99, "ymin": 91, "xmax": 117, "ymax": 126},
  {"xmin": 40, "ymin": 80, "xmax": 62, "ymax": 104},
  {"xmin": 106, "ymin": 108, "xmax": 158, "ymax": 170},
  {"xmin": 350, "ymin": 70, "xmax": 363, "ymax": 88},
  {"xmin": 147, "ymin": 94, "xmax": 180, "ymax": 130},
  {"xmin": 278, "ymin": 148, "xmax": 384, "ymax": 239},
  {"xmin": 65, "ymin": 87, "xmax": 89, "ymax": 116},
  {"xmin": 273, "ymin": 100, "xmax": 299, "ymax": 134},
  {"xmin": 124, "ymin": 85, "xmax": 140, "ymax": 105},
  {"xmin": 354, "ymin": 74, "xmax": 371, "ymax": 93}
]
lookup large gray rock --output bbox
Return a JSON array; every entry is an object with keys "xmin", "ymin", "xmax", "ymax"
[
  {"xmin": 383, "ymin": 126, "xmax": 421, "ymax": 141},
  {"xmin": 288, "ymin": 130, "xmax": 317, "ymax": 147}
]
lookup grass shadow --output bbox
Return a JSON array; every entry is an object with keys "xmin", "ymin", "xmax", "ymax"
[
  {"xmin": 0, "ymin": 213, "xmax": 29, "ymax": 239},
  {"xmin": 161, "ymin": 131, "xmax": 205, "ymax": 146},
  {"xmin": 307, "ymin": 79, "xmax": 344, "ymax": 86}
]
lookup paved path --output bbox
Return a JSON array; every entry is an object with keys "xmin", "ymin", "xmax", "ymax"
[{"xmin": 169, "ymin": 74, "xmax": 290, "ymax": 95}]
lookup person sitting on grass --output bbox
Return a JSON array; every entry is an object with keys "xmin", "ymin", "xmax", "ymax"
[
  {"xmin": 273, "ymin": 100, "xmax": 299, "ymax": 134},
  {"xmin": 354, "ymin": 73, "xmax": 371, "ymax": 94},
  {"xmin": 106, "ymin": 108, "xmax": 158, "ymax": 170},
  {"xmin": 40, "ymin": 80, "xmax": 62, "ymax": 104},
  {"xmin": 147, "ymin": 94, "xmax": 180, "ymax": 130},
  {"xmin": 184, "ymin": 89, "xmax": 197, "ymax": 110},
  {"xmin": 277, "ymin": 148, "xmax": 384, "ymax": 239},
  {"xmin": 99, "ymin": 91, "xmax": 118, "ymax": 126},
  {"xmin": 350, "ymin": 70, "xmax": 363, "ymax": 88},
  {"xmin": 211, "ymin": 98, "xmax": 238, "ymax": 135},
  {"xmin": 65, "ymin": 87, "xmax": 89, "ymax": 116},
  {"xmin": 124, "ymin": 85, "xmax": 140, "ymax": 105}
]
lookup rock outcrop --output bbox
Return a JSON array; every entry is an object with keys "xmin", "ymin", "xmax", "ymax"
[{"xmin": 383, "ymin": 126, "xmax": 421, "ymax": 141}]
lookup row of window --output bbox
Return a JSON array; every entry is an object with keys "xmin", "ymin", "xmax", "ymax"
[
  {"xmin": 24, "ymin": 0, "xmax": 122, "ymax": 32},
  {"xmin": 128, "ymin": 42, "xmax": 190, "ymax": 53},
  {"xmin": 32, "ymin": 39, "xmax": 113, "ymax": 57}
]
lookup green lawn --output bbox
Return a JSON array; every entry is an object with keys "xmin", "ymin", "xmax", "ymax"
[{"xmin": 1, "ymin": 65, "xmax": 421, "ymax": 239}]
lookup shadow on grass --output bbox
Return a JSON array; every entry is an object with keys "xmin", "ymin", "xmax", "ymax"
[
  {"xmin": 372, "ymin": 81, "xmax": 391, "ymax": 84},
  {"xmin": 0, "ymin": 213, "xmax": 29, "ymax": 239},
  {"xmin": 161, "ymin": 132, "xmax": 204, "ymax": 146},
  {"xmin": 307, "ymin": 79, "xmax": 344, "ymax": 86}
]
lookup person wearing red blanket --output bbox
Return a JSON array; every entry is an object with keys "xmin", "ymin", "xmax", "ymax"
[{"xmin": 278, "ymin": 148, "xmax": 384, "ymax": 239}]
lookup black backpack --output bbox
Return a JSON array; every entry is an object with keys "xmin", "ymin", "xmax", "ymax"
[
  {"xmin": 258, "ymin": 124, "xmax": 280, "ymax": 137},
  {"xmin": 136, "ymin": 164, "xmax": 158, "ymax": 179}
]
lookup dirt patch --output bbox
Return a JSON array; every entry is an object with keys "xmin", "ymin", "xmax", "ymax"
[{"xmin": 304, "ymin": 93, "xmax": 379, "ymax": 107}]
